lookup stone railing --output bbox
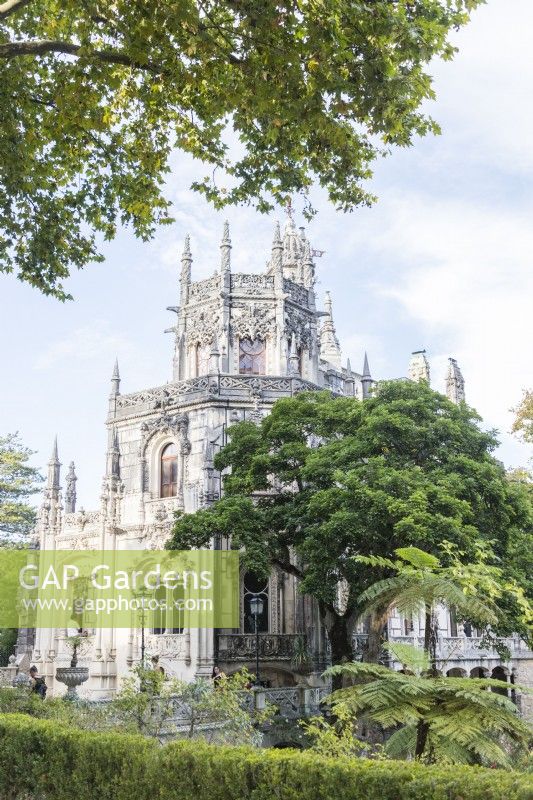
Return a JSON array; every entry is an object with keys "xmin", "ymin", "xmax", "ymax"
[
  {"xmin": 218, "ymin": 633, "xmax": 302, "ymax": 663},
  {"xmin": 254, "ymin": 685, "xmax": 327, "ymax": 718},
  {"xmin": 116, "ymin": 374, "xmax": 320, "ymax": 412},
  {"xmin": 231, "ymin": 274, "xmax": 275, "ymax": 294},
  {"xmin": 353, "ymin": 633, "xmax": 530, "ymax": 665}
]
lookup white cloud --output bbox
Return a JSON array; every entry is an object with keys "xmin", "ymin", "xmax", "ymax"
[
  {"xmin": 34, "ymin": 321, "xmax": 133, "ymax": 371},
  {"xmin": 362, "ymin": 191, "xmax": 533, "ymax": 465}
]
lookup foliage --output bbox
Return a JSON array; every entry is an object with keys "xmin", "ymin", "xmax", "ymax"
[
  {"xmin": 301, "ymin": 703, "xmax": 367, "ymax": 759},
  {"xmin": 355, "ymin": 544, "xmax": 532, "ymax": 666},
  {"xmin": 512, "ymin": 390, "xmax": 533, "ymax": 445},
  {"xmin": 0, "ymin": 629, "xmax": 17, "ymax": 666},
  {"xmin": 170, "ymin": 382, "xmax": 532, "ymax": 667},
  {"xmin": 326, "ymin": 651, "xmax": 532, "ymax": 768},
  {"xmin": 0, "ymin": 686, "xmax": 112, "ymax": 729},
  {"xmin": 110, "ymin": 665, "xmax": 271, "ymax": 744},
  {"xmin": 0, "ymin": 433, "xmax": 42, "ymax": 544},
  {"xmin": 0, "ymin": 1, "xmax": 484, "ymax": 298},
  {"xmin": 1, "ymin": 712, "xmax": 533, "ymax": 800}
]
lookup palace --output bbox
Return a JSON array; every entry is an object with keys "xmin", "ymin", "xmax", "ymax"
[{"xmin": 18, "ymin": 218, "xmax": 532, "ymax": 712}]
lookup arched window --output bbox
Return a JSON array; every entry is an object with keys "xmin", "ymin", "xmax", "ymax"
[
  {"xmin": 239, "ymin": 338, "xmax": 265, "ymax": 375},
  {"xmin": 160, "ymin": 443, "xmax": 178, "ymax": 498},
  {"xmin": 195, "ymin": 342, "xmax": 210, "ymax": 376},
  {"xmin": 243, "ymin": 571, "xmax": 269, "ymax": 633}
]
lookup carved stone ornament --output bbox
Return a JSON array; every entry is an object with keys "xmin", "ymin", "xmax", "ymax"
[
  {"xmin": 186, "ymin": 307, "xmax": 220, "ymax": 345},
  {"xmin": 140, "ymin": 412, "xmax": 191, "ymax": 458},
  {"xmin": 284, "ymin": 306, "xmax": 313, "ymax": 348},
  {"xmin": 230, "ymin": 302, "xmax": 276, "ymax": 343}
]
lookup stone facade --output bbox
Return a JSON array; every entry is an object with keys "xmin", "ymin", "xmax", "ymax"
[{"xmin": 23, "ymin": 219, "xmax": 532, "ymax": 709}]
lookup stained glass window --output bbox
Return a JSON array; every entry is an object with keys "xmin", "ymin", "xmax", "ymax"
[
  {"xmin": 239, "ymin": 338, "xmax": 265, "ymax": 375},
  {"xmin": 160, "ymin": 443, "xmax": 178, "ymax": 498}
]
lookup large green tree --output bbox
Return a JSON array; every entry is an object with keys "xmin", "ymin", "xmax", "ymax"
[
  {"xmin": 0, "ymin": 433, "xmax": 42, "ymax": 666},
  {"xmin": 0, "ymin": 0, "xmax": 483, "ymax": 298},
  {"xmin": 0, "ymin": 432, "xmax": 42, "ymax": 546},
  {"xmin": 169, "ymin": 381, "xmax": 531, "ymax": 673}
]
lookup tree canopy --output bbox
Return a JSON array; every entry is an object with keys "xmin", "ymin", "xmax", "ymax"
[
  {"xmin": 512, "ymin": 389, "xmax": 533, "ymax": 445},
  {"xmin": 0, "ymin": 432, "xmax": 42, "ymax": 546},
  {"xmin": 169, "ymin": 381, "xmax": 532, "ymax": 668},
  {"xmin": 0, "ymin": 0, "xmax": 483, "ymax": 298}
]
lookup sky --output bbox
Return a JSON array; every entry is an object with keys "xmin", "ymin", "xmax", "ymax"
[{"xmin": 1, "ymin": 0, "xmax": 532, "ymax": 508}]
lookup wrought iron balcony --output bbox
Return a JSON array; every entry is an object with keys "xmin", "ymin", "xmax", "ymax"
[{"xmin": 218, "ymin": 633, "xmax": 302, "ymax": 662}]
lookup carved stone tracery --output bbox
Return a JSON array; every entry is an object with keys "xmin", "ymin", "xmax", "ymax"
[{"xmin": 230, "ymin": 302, "xmax": 276, "ymax": 343}]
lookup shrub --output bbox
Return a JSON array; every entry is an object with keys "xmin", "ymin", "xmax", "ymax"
[{"xmin": 0, "ymin": 713, "xmax": 532, "ymax": 800}]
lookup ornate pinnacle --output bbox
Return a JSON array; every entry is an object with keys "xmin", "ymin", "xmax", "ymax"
[
  {"xmin": 361, "ymin": 352, "xmax": 372, "ymax": 399},
  {"xmin": 64, "ymin": 461, "xmax": 77, "ymax": 514},
  {"xmin": 110, "ymin": 358, "xmax": 121, "ymax": 395},
  {"xmin": 180, "ymin": 234, "xmax": 192, "ymax": 303},
  {"xmin": 271, "ymin": 221, "xmax": 283, "ymax": 276},
  {"xmin": 220, "ymin": 220, "xmax": 231, "ymax": 273}
]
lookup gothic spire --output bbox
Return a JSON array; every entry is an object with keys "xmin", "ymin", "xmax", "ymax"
[
  {"xmin": 64, "ymin": 461, "xmax": 77, "ymax": 514},
  {"xmin": 361, "ymin": 352, "xmax": 372, "ymax": 399},
  {"xmin": 110, "ymin": 358, "xmax": 121, "ymax": 396},
  {"xmin": 320, "ymin": 291, "xmax": 341, "ymax": 368},
  {"xmin": 180, "ymin": 234, "xmax": 192, "ymax": 304},
  {"xmin": 220, "ymin": 220, "xmax": 231, "ymax": 273},
  {"xmin": 446, "ymin": 357, "xmax": 465, "ymax": 404},
  {"xmin": 271, "ymin": 221, "xmax": 283, "ymax": 286},
  {"xmin": 345, "ymin": 358, "xmax": 355, "ymax": 396},
  {"xmin": 47, "ymin": 436, "xmax": 61, "ymax": 490},
  {"xmin": 408, "ymin": 350, "xmax": 430, "ymax": 384},
  {"xmin": 302, "ymin": 237, "xmax": 315, "ymax": 289}
]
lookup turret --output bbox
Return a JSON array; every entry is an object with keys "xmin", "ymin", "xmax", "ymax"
[
  {"xmin": 320, "ymin": 291, "xmax": 342, "ymax": 369},
  {"xmin": 361, "ymin": 352, "xmax": 372, "ymax": 399},
  {"xmin": 446, "ymin": 358, "xmax": 465, "ymax": 404},
  {"xmin": 180, "ymin": 234, "xmax": 192, "ymax": 305},
  {"xmin": 64, "ymin": 461, "xmax": 77, "ymax": 514},
  {"xmin": 408, "ymin": 350, "xmax": 430, "ymax": 384}
]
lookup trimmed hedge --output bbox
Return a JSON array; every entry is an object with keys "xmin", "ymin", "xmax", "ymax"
[{"xmin": 0, "ymin": 713, "xmax": 532, "ymax": 800}]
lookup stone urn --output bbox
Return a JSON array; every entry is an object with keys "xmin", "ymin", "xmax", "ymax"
[
  {"xmin": 55, "ymin": 666, "xmax": 89, "ymax": 699},
  {"xmin": 56, "ymin": 634, "xmax": 89, "ymax": 699}
]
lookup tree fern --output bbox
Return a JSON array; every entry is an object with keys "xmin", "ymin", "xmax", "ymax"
[{"xmin": 324, "ymin": 657, "xmax": 532, "ymax": 767}]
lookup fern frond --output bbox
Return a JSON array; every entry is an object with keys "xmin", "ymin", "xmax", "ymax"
[
  {"xmin": 383, "ymin": 642, "xmax": 429, "ymax": 674},
  {"xmin": 384, "ymin": 725, "xmax": 417, "ymax": 759},
  {"xmin": 395, "ymin": 547, "xmax": 440, "ymax": 569}
]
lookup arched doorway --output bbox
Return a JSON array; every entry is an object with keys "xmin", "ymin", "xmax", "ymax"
[
  {"xmin": 470, "ymin": 666, "xmax": 488, "ymax": 678},
  {"xmin": 446, "ymin": 668, "xmax": 467, "ymax": 678},
  {"xmin": 491, "ymin": 666, "xmax": 509, "ymax": 697}
]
